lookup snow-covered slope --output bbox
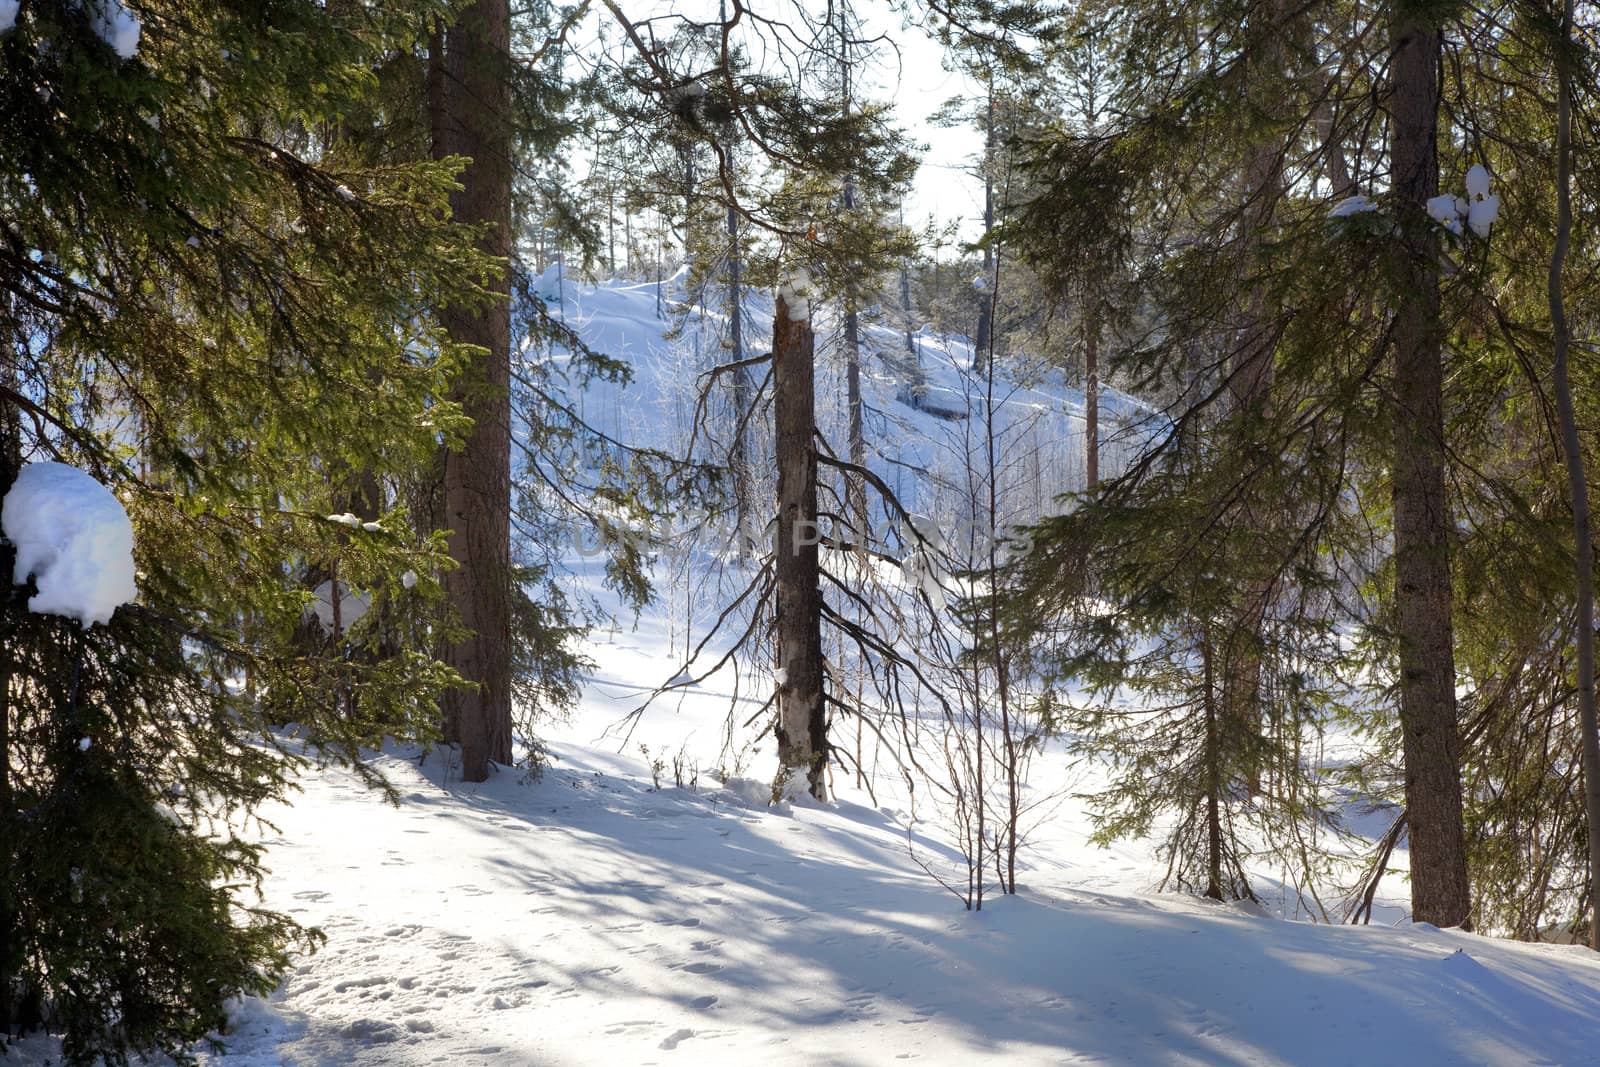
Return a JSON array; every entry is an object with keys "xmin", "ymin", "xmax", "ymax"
[
  {"xmin": 199, "ymin": 276, "xmax": 1600, "ymax": 1066},
  {"xmin": 15, "ymin": 275, "xmax": 1600, "ymax": 1066}
]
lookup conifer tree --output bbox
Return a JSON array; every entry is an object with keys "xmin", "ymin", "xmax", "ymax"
[
  {"xmin": 1, "ymin": 1, "xmax": 485, "ymax": 1059},
  {"xmin": 430, "ymin": 0, "xmax": 515, "ymax": 784}
]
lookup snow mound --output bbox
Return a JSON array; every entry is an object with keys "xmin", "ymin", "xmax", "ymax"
[
  {"xmin": 777, "ymin": 268, "xmax": 813, "ymax": 323},
  {"xmin": 2, "ymin": 462, "xmax": 137, "ymax": 628}
]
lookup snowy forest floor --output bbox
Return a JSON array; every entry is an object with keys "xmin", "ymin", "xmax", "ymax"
[
  {"xmin": 202, "ymin": 691, "xmax": 1600, "ymax": 1066},
  {"xmin": 13, "ymin": 274, "xmax": 1600, "ymax": 1064}
]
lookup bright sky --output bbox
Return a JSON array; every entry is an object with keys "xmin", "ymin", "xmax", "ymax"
[{"xmin": 584, "ymin": 1, "xmax": 987, "ymax": 247}]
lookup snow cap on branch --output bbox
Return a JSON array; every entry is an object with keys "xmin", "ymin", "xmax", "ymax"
[
  {"xmin": 1327, "ymin": 194, "xmax": 1377, "ymax": 218},
  {"xmin": 2, "ymin": 462, "xmax": 137, "ymax": 628}
]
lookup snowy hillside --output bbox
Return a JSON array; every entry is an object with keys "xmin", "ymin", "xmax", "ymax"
[{"xmin": 16, "ymin": 274, "xmax": 1600, "ymax": 1066}]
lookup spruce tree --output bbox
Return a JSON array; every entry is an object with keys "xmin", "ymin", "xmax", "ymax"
[{"xmin": 1, "ymin": 2, "xmax": 485, "ymax": 1059}]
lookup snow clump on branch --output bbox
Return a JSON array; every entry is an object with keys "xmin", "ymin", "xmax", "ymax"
[{"xmin": 2, "ymin": 462, "xmax": 137, "ymax": 628}]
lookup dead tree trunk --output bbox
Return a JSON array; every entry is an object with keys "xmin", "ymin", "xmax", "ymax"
[
  {"xmin": 1386, "ymin": 8, "xmax": 1470, "ymax": 927},
  {"xmin": 432, "ymin": 0, "xmax": 514, "ymax": 782},
  {"xmin": 772, "ymin": 293, "xmax": 827, "ymax": 801}
]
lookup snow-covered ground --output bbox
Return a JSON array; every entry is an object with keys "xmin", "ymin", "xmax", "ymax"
[
  {"xmin": 13, "ymin": 275, "xmax": 1600, "ymax": 1065},
  {"xmin": 192, "ymin": 723, "xmax": 1600, "ymax": 1067}
]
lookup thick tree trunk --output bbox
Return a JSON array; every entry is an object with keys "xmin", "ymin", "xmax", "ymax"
[
  {"xmin": 433, "ymin": 0, "xmax": 514, "ymax": 782},
  {"xmin": 772, "ymin": 294, "xmax": 827, "ymax": 801},
  {"xmin": 1387, "ymin": 8, "xmax": 1470, "ymax": 927},
  {"xmin": 1547, "ymin": 0, "xmax": 1600, "ymax": 950}
]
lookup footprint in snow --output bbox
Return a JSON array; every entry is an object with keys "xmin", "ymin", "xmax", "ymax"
[
  {"xmin": 659, "ymin": 1028, "xmax": 696, "ymax": 1050},
  {"xmin": 691, "ymin": 995, "xmax": 718, "ymax": 1011},
  {"xmin": 682, "ymin": 962, "xmax": 721, "ymax": 975}
]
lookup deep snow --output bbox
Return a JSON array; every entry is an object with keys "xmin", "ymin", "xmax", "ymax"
[{"xmin": 9, "ymin": 275, "xmax": 1600, "ymax": 1066}]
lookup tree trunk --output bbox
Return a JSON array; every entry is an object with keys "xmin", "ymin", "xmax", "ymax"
[
  {"xmin": 433, "ymin": 0, "xmax": 514, "ymax": 783},
  {"xmin": 1084, "ymin": 299, "xmax": 1099, "ymax": 490},
  {"xmin": 899, "ymin": 257, "xmax": 925, "ymax": 407},
  {"xmin": 1387, "ymin": 8, "xmax": 1470, "ymax": 927},
  {"xmin": 839, "ymin": 9, "xmax": 866, "ymax": 535},
  {"xmin": 973, "ymin": 90, "xmax": 995, "ymax": 373},
  {"xmin": 843, "ymin": 282, "xmax": 866, "ymax": 535},
  {"xmin": 1547, "ymin": 0, "xmax": 1600, "ymax": 950},
  {"xmin": 1203, "ymin": 631, "xmax": 1225, "ymax": 901},
  {"xmin": 726, "ymin": 201, "xmax": 754, "ymax": 556},
  {"xmin": 1222, "ymin": 2, "xmax": 1288, "ymax": 800},
  {"xmin": 772, "ymin": 294, "xmax": 827, "ymax": 801},
  {"xmin": 0, "ymin": 308, "xmax": 18, "ymax": 1036}
]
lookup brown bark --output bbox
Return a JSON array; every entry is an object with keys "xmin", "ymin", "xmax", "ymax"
[
  {"xmin": 1222, "ymin": 5, "xmax": 1287, "ymax": 799},
  {"xmin": 1387, "ymin": 8, "xmax": 1470, "ymax": 927},
  {"xmin": 772, "ymin": 294, "xmax": 827, "ymax": 801},
  {"xmin": 432, "ymin": 0, "xmax": 514, "ymax": 782}
]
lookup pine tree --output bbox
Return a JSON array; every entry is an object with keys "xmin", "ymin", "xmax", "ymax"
[{"xmin": 430, "ymin": 0, "xmax": 515, "ymax": 784}]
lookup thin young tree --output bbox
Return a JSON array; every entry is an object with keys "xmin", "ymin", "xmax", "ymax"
[{"xmin": 1546, "ymin": 0, "xmax": 1600, "ymax": 950}]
